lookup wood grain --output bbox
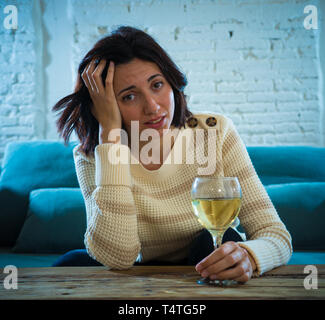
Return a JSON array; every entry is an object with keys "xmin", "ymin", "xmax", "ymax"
[{"xmin": 0, "ymin": 265, "xmax": 324, "ymax": 300}]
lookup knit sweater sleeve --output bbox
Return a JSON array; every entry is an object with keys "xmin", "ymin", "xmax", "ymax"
[
  {"xmin": 220, "ymin": 117, "xmax": 293, "ymax": 276},
  {"xmin": 73, "ymin": 143, "xmax": 140, "ymax": 270}
]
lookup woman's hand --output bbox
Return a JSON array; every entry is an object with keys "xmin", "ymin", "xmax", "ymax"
[
  {"xmin": 81, "ymin": 59, "xmax": 122, "ymax": 143},
  {"xmin": 195, "ymin": 241, "xmax": 256, "ymax": 283}
]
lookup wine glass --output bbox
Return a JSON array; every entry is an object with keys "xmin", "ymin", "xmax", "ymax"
[{"xmin": 191, "ymin": 176, "xmax": 242, "ymax": 286}]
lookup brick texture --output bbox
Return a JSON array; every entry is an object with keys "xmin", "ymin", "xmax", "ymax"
[{"xmin": 0, "ymin": 0, "xmax": 323, "ymax": 165}]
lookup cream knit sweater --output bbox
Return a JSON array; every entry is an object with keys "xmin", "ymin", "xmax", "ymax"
[{"xmin": 73, "ymin": 113, "xmax": 292, "ymax": 276}]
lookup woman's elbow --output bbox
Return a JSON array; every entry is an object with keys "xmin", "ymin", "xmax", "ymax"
[{"xmin": 85, "ymin": 236, "xmax": 140, "ymax": 270}]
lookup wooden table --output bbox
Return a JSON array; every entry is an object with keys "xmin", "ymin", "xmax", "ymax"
[{"xmin": 0, "ymin": 265, "xmax": 324, "ymax": 300}]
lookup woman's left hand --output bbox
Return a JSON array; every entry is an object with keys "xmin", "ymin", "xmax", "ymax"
[{"xmin": 195, "ymin": 241, "xmax": 256, "ymax": 283}]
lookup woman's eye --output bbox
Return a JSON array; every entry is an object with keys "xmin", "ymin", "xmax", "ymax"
[
  {"xmin": 122, "ymin": 94, "xmax": 134, "ymax": 102},
  {"xmin": 153, "ymin": 81, "xmax": 163, "ymax": 89}
]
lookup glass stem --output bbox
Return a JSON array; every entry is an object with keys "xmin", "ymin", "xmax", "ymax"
[{"xmin": 212, "ymin": 231, "xmax": 225, "ymax": 249}]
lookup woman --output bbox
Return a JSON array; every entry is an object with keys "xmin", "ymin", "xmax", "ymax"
[{"xmin": 52, "ymin": 26, "xmax": 292, "ymax": 283}]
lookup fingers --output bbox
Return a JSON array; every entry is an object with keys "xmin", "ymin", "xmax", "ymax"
[
  {"xmin": 209, "ymin": 260, "xmax": 252, "ymax": 283},
  {"xmin": 92, "ymin": 59, "xmax": 107, "ymax": 93},
  {"xmin": 81, "ymin": 59, "xmax": 109, "ymax": 95},
  {"xmin": 80, "ymin": 59, "xmax": 121, "ymax": 128},
  {"xmin": 196, "ymin": 242, "xmax": 253, "ymax": 283},
  {"xmin": 195, "ymin": 241, "xmax": 235, "ymax": 273},
  {"xmin": 82, "ymin": 60, "xmax": 96, "ymax": 92},
  {"xmin": 105, "ymin": 61, "xmax": 115, "ymax": 96}
]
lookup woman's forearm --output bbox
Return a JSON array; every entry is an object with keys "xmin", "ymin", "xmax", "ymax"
[{"xmin": 74, "ymin": 144, "xmax": 140, "ymax": 269}]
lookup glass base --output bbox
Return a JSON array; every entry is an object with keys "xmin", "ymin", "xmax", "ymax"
[{"xmin": 197, "ymin": 277, "xmax": 238, "ymax": 286}]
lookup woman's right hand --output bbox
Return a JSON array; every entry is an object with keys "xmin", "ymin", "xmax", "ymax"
[{"xmin": 81, "ymin": 59, "xmax": 122, "ymax": 144}]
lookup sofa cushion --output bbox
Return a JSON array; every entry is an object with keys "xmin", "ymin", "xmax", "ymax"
[
  {"xmin": 0, "ymin": 247, "xmax": 62, "ymax": 268},
  {"xmin": 0, "ymin": 141, "xmax": 78, "ymax": 246},
  {"xmin": 288, "ymin": 251, "xmax": 325, "ymax": 265},
  {"xmin": 247, "ymin": 146, "xmax": 325, "ymax": 185},
  {"xmin": 12, "ymin": 188, "xmax": 86, "ymax": 253},
  {"xmin": 266, "ymin": 182, "xmax": 325, "ymax": 251}
]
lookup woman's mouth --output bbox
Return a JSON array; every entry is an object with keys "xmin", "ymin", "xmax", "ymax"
[{"xmin": 144, "ymin": 115, "xmax": 166, "ymax": 129}]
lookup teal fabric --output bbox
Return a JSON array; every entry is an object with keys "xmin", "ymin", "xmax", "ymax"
[
  {"xmin": 288, "ymin": 251, "xmax": 325, "ymax": 265},
  {"xmin": 247, "ymin": 146, "xmax": 325, "ymax": 185},
  {"xmin": 12, "ymin": 188, "xmax": 86, "ymax": 253},
  {"xmin": 266, "ymin": 182, "xmax": 325, "ymax": 251},
  {"xmin": 0, "ymin": 141, "xmax": 78, "ymax": 246},
  {"xmin": 0, "ymin": 251, "xmax": 61, "ymax": 268},
  {"xmin": 1, "ymin": 251, "xmax": 323, "ymax": 268},
  {"xmin": 0, "ymin": 142, "xmax": 324, "ymax": 266}
]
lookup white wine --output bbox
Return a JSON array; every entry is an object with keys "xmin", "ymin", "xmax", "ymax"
[{"xmin": 191, "ymin": 198, "xmax": 241, "ymax": 236}]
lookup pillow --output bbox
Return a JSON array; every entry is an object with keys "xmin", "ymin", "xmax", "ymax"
[
  {"xmin": 248, "ymin": 146, "xmax": 325, "ymax": 185},
  {"xmin": 265, "ymin": 182, "xmax": 325, "ymax": 251},
  {"xmin": 0, "ymin": 140, "xmax": 78, "ymax": 246},
  {"xmin": 13, "ymin": 188, "xmax": 86, "ymax": 253}
]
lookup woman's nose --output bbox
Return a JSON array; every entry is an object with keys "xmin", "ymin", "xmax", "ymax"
[{"xmin": 143, "ymin": 93, "xmax": 160, "ymax": 114}]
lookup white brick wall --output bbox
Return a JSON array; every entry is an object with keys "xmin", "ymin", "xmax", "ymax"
[
  {"xmin": 0, "ymin": 0, "xmax": 45, "ymax": 163},
  {"xmin": 0, "ymin": 0, "xmax": 323, "ymax": 165}
]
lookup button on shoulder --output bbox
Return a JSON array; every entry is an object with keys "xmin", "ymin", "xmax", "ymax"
[
  {"xmin": 186, "ymin": 117, "xmax": 198, "ymax": 128},
  {"xmin": 206, "ymin": 116, "xmax": 217, "ymax": 127}
]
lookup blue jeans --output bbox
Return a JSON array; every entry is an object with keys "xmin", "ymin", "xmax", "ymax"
[{"xmin": 52, "ymin": 228, "xmax": 243, "ymax": 267}]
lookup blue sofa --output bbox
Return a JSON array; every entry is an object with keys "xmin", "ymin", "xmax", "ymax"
[{"xmin": 0, "ymin": 141, "xmax": 324, "ymax": 268}]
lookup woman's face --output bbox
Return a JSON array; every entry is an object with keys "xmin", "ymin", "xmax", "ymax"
[{"xmin": 113, "ymin": 58, "xmax": 175, "ymax": 139}]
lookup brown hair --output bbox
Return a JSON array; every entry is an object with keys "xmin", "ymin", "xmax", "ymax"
[{"xmin": 52, "ymin": 26, "xmax": 191, "ymax": 156}]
